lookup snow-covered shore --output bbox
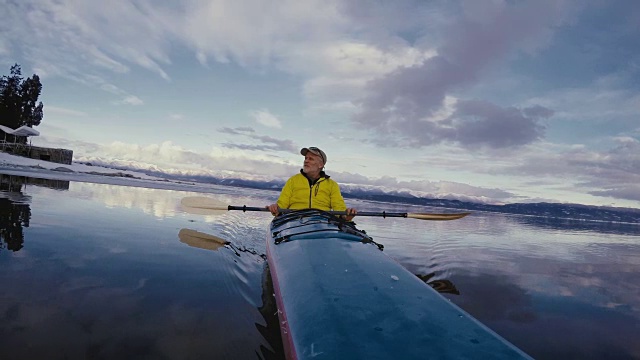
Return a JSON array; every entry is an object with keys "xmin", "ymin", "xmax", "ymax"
[
  {"xmin": 0, "ymin": 152, "xmax": 225, "ymax": 194},
  {"xmin": 0, "ymin": 152, "xmax": 158, "ymax": 178}
]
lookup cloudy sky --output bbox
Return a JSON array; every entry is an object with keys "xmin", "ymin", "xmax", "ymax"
[{"xmin": 1, "ymin": 0, "xmax": 639, "ymax": 208}]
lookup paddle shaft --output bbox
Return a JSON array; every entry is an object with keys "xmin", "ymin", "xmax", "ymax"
[
  {"xmin": 181, "ymin": 198, "xmax": 469, "ymax": 220},
  {"xmin": 229, "ymin": 205, "xmax": 439, "ymax": 219}
]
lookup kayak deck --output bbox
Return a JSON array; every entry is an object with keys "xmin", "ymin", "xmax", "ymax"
[{"xmin": 266, "ymin": 209, "xmax": 531, "ymax": 360}]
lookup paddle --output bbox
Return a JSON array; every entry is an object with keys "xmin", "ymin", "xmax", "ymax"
[
  {"xmin": 178, "ymin": 228, "xmax": 229, "ymax": 251},
  {"xmin": 181, "ymin": 196, "xmax": 470, "ymax": 221},
  {"xmin": 178, "ymin": 228, "xmax": 266, "ymax": 258}
]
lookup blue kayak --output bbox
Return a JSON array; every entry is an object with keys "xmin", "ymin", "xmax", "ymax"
[{"xmin": 266, "ymin": 209, "xmax": 532, "ymax": 360}]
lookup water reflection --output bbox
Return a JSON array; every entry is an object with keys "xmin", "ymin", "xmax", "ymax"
[
  {"xmin": 72, "ymin": 182, "xmax": 185, "ymax": 218},
  {"xmin": 0, "ymin": 197, "xmax": 30, "ymax": 252},
  {"xmin": 510, "ymin": 214, "xmax": 640, "ymax": 236},
  {"xmin": 0, "ymin": 174, "xmax": 73, "ymax": 253},
  {"xmin": 444, "ymin": 272, "xmax": 536, "ymax": 323},
  {"xmin": 256, "ymin": 264, "xmax": 285, "ymax": 360},
  {"xmin": 176, "ymin": 228, "xmax": 284, "ymax": 359},
  {"xmin": 416, "ymin": 272, "xmax": 461, "ymax": 295},
  {"xmin": 0, "ymin": 173, "xmax": 70, "ymax": 191},
  {"xmin": 178, "ymin": 228, "xmax": 229, "ymax": 251},
  {"xmin": 67, "ymin": 182, "xmax": 247, "ymax": 220},
  {"xmin": 1, "ymin": 174, "xmax": 639, "ymax": 359}
]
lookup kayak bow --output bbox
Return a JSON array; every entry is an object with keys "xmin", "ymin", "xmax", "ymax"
[{"xmin": 266, "ymin": 209, "xmax": 531, "ymax": 360}]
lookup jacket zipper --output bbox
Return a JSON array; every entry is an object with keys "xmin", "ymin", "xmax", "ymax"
[{"xmin": 308, "ymin": 178, "xmax": 326, "ymax": 208}]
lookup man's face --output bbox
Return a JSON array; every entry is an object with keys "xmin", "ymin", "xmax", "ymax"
[{"xmin": 303, "ymin": 152, "xmax": 324, "ymax": 173}]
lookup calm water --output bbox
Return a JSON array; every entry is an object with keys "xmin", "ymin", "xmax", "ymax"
[{"xmin": 1, "ymin": 174, "xmax": 639, "ymax": 359}]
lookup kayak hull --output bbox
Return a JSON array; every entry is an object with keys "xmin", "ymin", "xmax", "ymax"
[{"xmin": 266, "ymin": 209, "xmax": 531, "ymax": 360}]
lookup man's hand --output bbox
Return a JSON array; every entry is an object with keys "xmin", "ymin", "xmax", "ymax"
[
  {"xmin": 268, "ymin": 203, "xmax": 280, "ymax": 216},
  {"xmin": 344, "ymin": 208, "xmax": 357, "ymax": 221}
]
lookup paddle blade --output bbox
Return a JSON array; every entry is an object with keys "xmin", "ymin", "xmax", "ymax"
[
  {"xmin": 407, "ymin": 212, "xmax": 470, "ymax": 221},
  {"xmin": 181, "ymin": 197, "xmax": 229, "ymax": 215},
  {"xmin": 179, "ymin": 228, "xmax": 229, "ymax": 251}
]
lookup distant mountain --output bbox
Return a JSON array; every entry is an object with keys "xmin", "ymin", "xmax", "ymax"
[
  {"xmin": 345, "ymin": 192, "xmax": 640, "ymax": 224},
  {"xmin": 77, "ymin": 161, "xmax": 640, "ymax": 224}
]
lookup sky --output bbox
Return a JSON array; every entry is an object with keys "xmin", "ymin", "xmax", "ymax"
[{"xmin": 1, "ymin": 0, "xmax": 639, "ymax": 208}]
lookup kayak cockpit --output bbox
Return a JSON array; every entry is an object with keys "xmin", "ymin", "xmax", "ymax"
[{"xmin": 270, "ymin": 209, "xmax": 382, "ymax": 249}]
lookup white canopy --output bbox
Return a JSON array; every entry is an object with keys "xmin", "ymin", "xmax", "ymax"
[{"xmin": 0, "ymin": 124, "xmax": 40, "ymax": 137}]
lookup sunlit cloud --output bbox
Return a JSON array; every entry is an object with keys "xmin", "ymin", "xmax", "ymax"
[
  {"xmin": 251, "ymin": 109, "xmax": 282, "ymax": 128},
  {"xmin": 119, "ymin": 95, "xmax": 144, "ymax": 106}
]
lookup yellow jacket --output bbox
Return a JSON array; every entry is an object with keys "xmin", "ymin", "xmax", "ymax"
[{"xmin": 277, "ymin": 171, "xmax": 347, "ymax": 211}]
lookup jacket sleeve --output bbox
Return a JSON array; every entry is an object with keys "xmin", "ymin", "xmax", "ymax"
[
  {"xmin": 329, "ymin": 180, "xmax": 347, "ymax": 211},
  {"xmin": 277, "ymin": 177, "xmax": 294, "ymax": 209}
]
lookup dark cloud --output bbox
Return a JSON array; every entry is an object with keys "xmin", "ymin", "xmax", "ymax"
[
  {"xmin": 585, "ymin": 140, "xmax": 640, "ymax": 202},
  {"xmin": 218, "ymin": 127, "xmax": 298, "ymax": 153},
  {"xmin": 451, "ymin": 100, "xmax": 549, "ymax": 148},
  {"xmin": 500, "ymin": 137, "xmax": 640, "ymax": 203},
  {"xmin": 217, "ymin": 127, "xmax": 255, "ymax": 135},
  {"xmin": 250, "ymin": 135, "xmax": 298, "ymax": 153},
  {"xmin": 221, "ymin": 142, "xmax": 292, "ymax": 153},
  {"xmin": 352, "ymin": 1, "xmax": 573, "ymax": 149},
  {"xmin": 590, "ymin": 186, "xmax": 640, "ymax": 202},
  {"xmin": 354, "ymin": 96, "xmax": 551, "ymax": 148}
]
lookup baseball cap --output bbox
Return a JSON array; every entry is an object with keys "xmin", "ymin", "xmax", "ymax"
[{"xmin": 300, "ymin": 147, "xmax": 327, "ymax": 165}]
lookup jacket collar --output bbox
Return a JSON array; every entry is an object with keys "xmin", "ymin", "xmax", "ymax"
[
  {"xmin": 300, "ymin": 169, "xmax": 329, "ymax": 178},
  {"xmin": 300, "ymin": 169, "xmax": 329, "ymax": 185}
]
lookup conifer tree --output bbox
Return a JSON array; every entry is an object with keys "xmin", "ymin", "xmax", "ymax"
[{"xmin": 0, "ymin": 64, "xmax": 44, "ymax": 143}]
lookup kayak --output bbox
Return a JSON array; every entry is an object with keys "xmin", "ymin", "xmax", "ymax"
[{"xmin": 266, "ymin": 209, "xmax": 532, "ymax": 360}]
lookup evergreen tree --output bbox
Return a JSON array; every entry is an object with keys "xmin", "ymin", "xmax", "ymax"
[{"xmin": 0, "ymin": 64, "xmax": 44, "ymax": 143}]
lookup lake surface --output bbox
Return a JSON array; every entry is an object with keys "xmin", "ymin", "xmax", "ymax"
[{"xmin": 1, "ymin": 174, "xmax": 639, "ymax": 359}]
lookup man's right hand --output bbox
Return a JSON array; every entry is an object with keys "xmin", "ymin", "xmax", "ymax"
[{"xmin": 267, "ymin": 203, "xmax": 280, "ymax": 216}]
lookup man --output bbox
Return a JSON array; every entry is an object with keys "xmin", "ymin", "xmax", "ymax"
[{"xmin": 268, "ymin": 147, "xmax": 357, "ymax": 221}]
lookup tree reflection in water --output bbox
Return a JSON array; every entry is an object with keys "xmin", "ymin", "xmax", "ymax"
[
  {"xmin": 1, "ymin": 173, "xmax": 70, "ymax": 252},
  {"xmin": 0, "ymin": 197, "xmax": 30, "ymax": 252}
]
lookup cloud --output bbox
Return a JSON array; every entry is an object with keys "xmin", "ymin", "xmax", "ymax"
[
  {"xmin": 351, "ymin": 1, "xmax": 576, "ymax": 149},
  {"xmin": 217, "ymin": 127, "xmax": 298, "ymax": 153},
  {"xmin": 0, "ymin": 38, "xmax": 8, "ymax": 56},
  {"xmin": 98, "ymin": 83, "xmax": 145, "ymax": 106},
  {"xmin": 119, "ymin": 95, "xmax": 144, "ymax": 106},
  {"xmin": 221, "ymin": 137, "xmax": 297, "ymax": 153},
  {"xmin": 44, "ymin": 106, "xmax": 88, "ymax": 117},
  {"xmin": 525, "ymin": 75, "xmax": 640, "ymax": 131},
  {"xmin": 251, "ymin": 109, "xmax": 281, "ymax": 128},
  {"xmin": 495, "ymin": 137, "xmax": 640, "ymax": 203},
  {"xmin": 67, "ymin": 139, "xmax": 301, "ymax": 181},
  {"xmin": 581, "ymin": 138, "xmax": 640, "ymax": 202},
  {"xmin": 590, "ymin": 186, "xmax": 640, "ymax": 202},
  {"xmin": 175, "ymin": 0, "xmax": 435, "ymax": 112},
  {"xmin": 0, "ymin": 0, "xmax": 173, "ymax": 85},
  {"xmin": 449, "ymin": 101, "xmax": 550, "ymax": 148},
  {"xmin": 218, "ymin": 127, "xmax": 255, "ymax": 136},
  {"xmin": 179, "ymin": 0, "xmax": 347, "ymax": 67},
  {"xmin": 354, "ymin": 97, "xmax": 552, "ymax": 149}
]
